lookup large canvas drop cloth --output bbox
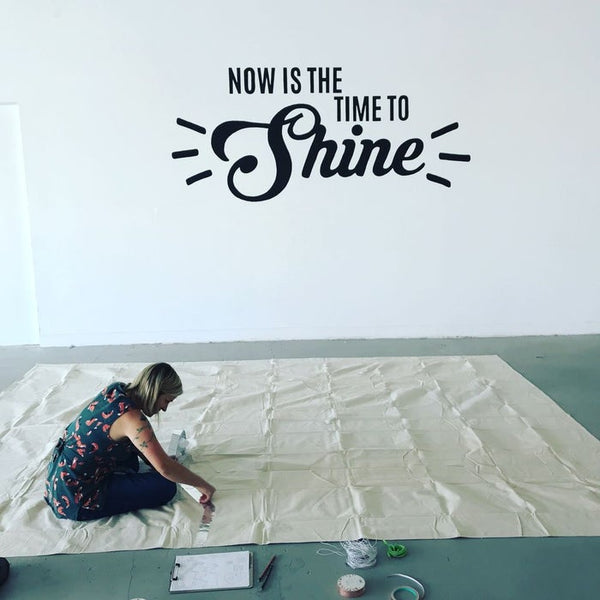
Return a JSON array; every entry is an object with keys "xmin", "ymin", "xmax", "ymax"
[{"xmin": 1, "ymin": 356, "xmax": 599, "ymax": 557}]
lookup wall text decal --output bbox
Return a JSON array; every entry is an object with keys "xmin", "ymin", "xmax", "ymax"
[{"xmin": 172, "ymin": 66, "xmax": 470, "ymax": 201}]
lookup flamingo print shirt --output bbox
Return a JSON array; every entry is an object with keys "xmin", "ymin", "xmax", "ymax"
[{"xmin": 44, "ymin": 382, "xmax": 137, "ymax": 519}]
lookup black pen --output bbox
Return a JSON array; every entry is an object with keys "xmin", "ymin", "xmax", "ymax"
[{"xmin": 259, "ymin": 555, "xmax": 276, "ymax": 590}]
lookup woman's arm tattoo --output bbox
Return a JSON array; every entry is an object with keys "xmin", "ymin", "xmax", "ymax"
[{"xmin": 133, "ymin": 413, "xmax": 156, "ymax": 448}]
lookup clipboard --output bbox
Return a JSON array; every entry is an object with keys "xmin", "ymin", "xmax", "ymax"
[{"xmin": 169, "ymin": 551, "xmax": 253, "ymax": 593}]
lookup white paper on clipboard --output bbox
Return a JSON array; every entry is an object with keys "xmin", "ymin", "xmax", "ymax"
[{"xmin": 169, "ymin": 551, "xmax": 253, "ymax": 593}]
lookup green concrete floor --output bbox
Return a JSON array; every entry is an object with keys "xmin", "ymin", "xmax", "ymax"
[{"xmin": 1, "ymin": 335, "xmax": 599, "ymax": 599}]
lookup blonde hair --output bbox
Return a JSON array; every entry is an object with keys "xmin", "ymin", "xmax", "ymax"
[{"xmin": 126, "ymin": 362, "xmax": 182, "ymax": 416}]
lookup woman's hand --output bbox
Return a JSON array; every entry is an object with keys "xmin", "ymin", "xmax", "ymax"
[{"xmin": 197, "ymin": 482, "xmax": 216, "ymax": 504}]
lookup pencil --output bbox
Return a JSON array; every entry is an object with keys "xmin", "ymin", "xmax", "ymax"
[
  {"xmin": 259, "ymin": 560, "xmax": 275, "ymax": 590},
  {"xmin": 258, "ymin": 555, "xmax": 276, "ymax": 582}
]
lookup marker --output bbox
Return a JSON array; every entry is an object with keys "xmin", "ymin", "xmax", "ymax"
[{"xmin": 259, "ymin": 555, "xmax": 276, "ymax": 590}]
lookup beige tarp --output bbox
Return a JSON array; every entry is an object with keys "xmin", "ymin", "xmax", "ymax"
[{"xmin": 1, "ymin": 356, "xmax": 599, "ymax": 557}]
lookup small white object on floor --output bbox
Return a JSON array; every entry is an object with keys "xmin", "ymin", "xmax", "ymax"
[{"xmin": 167, "ymin": 430, "xmax": 188, "ymax": 459}]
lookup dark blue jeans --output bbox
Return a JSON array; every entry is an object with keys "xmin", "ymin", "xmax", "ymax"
[{"xmin": 77, "ymin": 469, "xmax": 177, "ymax": 521}]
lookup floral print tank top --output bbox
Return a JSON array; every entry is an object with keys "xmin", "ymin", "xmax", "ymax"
[{"xmin": 44, "ymin": 382, "xmax": 137, "ymax": 519}]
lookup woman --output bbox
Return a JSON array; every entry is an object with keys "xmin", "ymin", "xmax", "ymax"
[{"xmin": 44, "ymin": 362, "xmax": 215, "ymax": 520}]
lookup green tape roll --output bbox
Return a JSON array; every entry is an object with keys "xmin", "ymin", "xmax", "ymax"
[
  {"xmin": 382, "ymin": 540, "xmax": 408, "ymax": 558},
  {"xmin": 390, "ymin": 586, "xmax": 419, "ymax": 600}
]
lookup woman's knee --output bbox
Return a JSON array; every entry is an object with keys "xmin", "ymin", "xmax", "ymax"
[
  {"xmin": 105, "ymin": 472, "xmax": 177, "ymax": 512},
  {"xmin": 154, "ymin": 478, "xmax": 177, "ymax": 505}
]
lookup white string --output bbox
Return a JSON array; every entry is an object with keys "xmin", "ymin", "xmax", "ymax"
[
  {"xmin": 316, "ymin": 542, "xmax": 346, "ymax": 559},
  {"xmin": 317, "ymin": 539, "xmax": 377, "ymax": 568},
  {"xmin": 341, "ymin": 539, "xmax": 377, "ymax": 568}
]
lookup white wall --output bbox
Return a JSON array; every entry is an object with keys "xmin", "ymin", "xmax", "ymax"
[
  {"xmin": 0, "ymin": 104, "xmax": 39, "ymax": 345},
  {"xmin": 1, "ymin": 0, "xmax": 599, "ymax": 346}
]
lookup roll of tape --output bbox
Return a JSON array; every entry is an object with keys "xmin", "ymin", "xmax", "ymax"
[
  {"xmin": 390, "ymin": 586, "xmax": 419, "ymax": 600},
  {"xmin": 337, "ymin": 574, "xmax": 366, "ymax": 597},
  {"xmin": 388, "ymin": 574, "xmax": 425, "ymax": 599}
]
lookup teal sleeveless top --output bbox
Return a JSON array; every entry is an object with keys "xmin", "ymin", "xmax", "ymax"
[{"xmin": 44, "ymin": 382, "xmax": 138, "ymax": 519}]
